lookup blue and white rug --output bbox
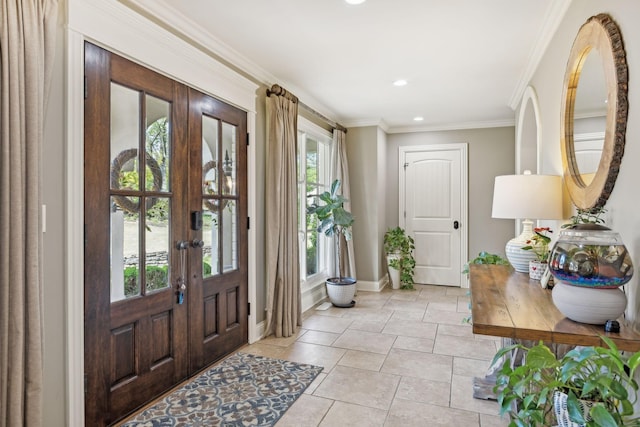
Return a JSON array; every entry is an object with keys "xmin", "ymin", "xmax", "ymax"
[{"xmin": 120, "ymin": 352, "xmax": 323, "ymax": 427}]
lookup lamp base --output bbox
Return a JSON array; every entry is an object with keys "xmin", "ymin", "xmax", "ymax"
[
  {"xmin": 504, "ymin": 219, "xmax": 537, "ymax": 273},
  {"xmin": 505, "ymin": 239, "xmax": 537, "ymax": 273}
]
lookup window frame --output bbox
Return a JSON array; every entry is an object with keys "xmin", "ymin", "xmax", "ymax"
[{"xmin": 297, "ymin": 117, "xmax": 333, "ymax": 289}]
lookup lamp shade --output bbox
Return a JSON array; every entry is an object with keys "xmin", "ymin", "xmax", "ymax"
[{"xmin": 492, "ymin": 173, "xmax": 563, "ymax": 220}]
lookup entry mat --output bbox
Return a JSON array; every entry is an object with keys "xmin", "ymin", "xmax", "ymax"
[{"xmin": 120, "ymin": 352, "xmax": 323, "ymax": 426}]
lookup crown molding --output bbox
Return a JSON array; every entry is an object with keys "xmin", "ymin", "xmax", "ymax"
[
  {"xmin": 386, "ymin": 118, "xmax": 515, "ymax": 134},
  {"xmin": 508, "ymin": 0, "xmax": 573, "ymax": 110},
  {"xmin": 342, "ymin": 118, "xmax": 389, "ymax": 132},
  {"xmin": 119, "ymin": 0, "xmax": 341, "ymax": 125}
]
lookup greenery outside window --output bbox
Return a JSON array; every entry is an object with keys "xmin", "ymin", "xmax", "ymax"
[{"xmin": 297, "ymin": 117, "xmax": 332, "ymax": 288}]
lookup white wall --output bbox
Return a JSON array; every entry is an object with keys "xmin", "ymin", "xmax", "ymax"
[{"xmin": 528, "ymin": 0, "xmax": 640, "ymax": 325}]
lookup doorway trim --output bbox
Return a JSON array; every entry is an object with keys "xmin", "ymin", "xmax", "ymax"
[
  {"xmin": 66, "ymin": 1, "xmax": 259, "ymax": 425},
  {"xmin": 398, "ymin": 143, "xmax": 468, "ymax": 288}
]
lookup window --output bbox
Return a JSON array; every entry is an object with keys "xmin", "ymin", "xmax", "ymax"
[{"xmin": 297, "ymin": 118, "xmax": 332, "ymax": 286}]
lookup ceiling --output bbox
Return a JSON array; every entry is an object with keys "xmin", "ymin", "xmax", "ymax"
[{"xmin": 123, "ymin": 0, "xmax": 570, "ymax": 132}]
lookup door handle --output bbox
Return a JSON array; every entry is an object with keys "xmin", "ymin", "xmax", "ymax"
[
  {"xmin": 191, "ymin": 239, "xmax": 205, "ymax": 248},
  {"xmin": 453, "ymin": 220, "xmax": 459, "ymax": 230}
]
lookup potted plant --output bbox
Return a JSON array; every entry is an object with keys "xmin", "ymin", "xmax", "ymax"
[
  {"xmin": 492, "ymin": 337, "xmax": 640, "ymax": 427},
  {"xmin": 521, "ymin": 227, "xmax": 553, "ymax": 281},
  {"xmin": 307, "ymin": 179, "xmax": 356, "ymax": 307},
  {"xmin": 383, "ymin": 227, "xmax": 416, "ymax": 290}
]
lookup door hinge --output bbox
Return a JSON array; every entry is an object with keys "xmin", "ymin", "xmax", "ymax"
[
  {"xmin": 84, "ymin": 76, "xmax": 88, "ymax": 99},
  {"xmin": 247, "ymin": 302, "xmax": 251, "ymax": 316},
  {"xmin": 247, "ymin": 217, "xmax": 250, "ymax": 229},
  {"xmin": 84, "ymin": 374, "xmax": 88, "ymax": 394},
  {"xmin": 246, "ymin": 133, "xmax": 250, "ymax": 146},
  {"xmin": 403, "ymin": 162, "xmax": 409, "ymax": 170}
]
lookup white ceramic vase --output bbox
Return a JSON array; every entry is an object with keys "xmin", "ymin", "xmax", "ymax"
[{"xmin": 552, "ymin": 281, "xmax": 627, "ymax": 325}]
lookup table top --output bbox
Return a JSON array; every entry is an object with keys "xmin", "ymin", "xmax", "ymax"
[{"xmin": 469, "ymin": 264, "xmax": 640, "ymax": 352}]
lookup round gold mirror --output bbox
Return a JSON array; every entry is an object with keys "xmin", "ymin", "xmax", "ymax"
[{"xmin": 560, "ymin": 13, "xmax": 628, "ymax": 209}]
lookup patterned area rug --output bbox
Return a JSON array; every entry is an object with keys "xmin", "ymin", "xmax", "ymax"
[{"xmin": 121, "ymin": 352, "xmax": 323, "ymax": 427}]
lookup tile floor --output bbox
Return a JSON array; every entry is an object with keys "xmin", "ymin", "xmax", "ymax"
[{"xmin": 241, "ymin": 284, "xmax": 510, "ymax": 427}]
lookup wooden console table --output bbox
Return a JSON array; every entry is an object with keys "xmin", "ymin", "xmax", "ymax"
[
  {"xmin": 469, "ymin": 264, "xmax": 640, "ymax": 399},
  {"xmin": 469, "ymin": 264, "xmax": 640, "ymax": 351}
]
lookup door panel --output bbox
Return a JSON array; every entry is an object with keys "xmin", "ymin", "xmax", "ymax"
[
  {"xmin": 84, "ymin": 43, "xmax": 247, "ymax": 426},
  {"xmin": 84, "ymin": 42, "xmax": 190, "ymax": 426},
  {"xmin": 188, "ymin": 89, "xmax": 248, "ymax": 371},
  {"xmin": 403, "ymin": 148, "xmax": 462, "ymax": 286}
]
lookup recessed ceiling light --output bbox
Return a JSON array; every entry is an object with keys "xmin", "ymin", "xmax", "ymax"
[
  {"xmin": 393, "ymin": 79, "xmax": 408, "ymax": 87},
  {"xmin": 345, "ymin": 0, "xmax": 366, "ymax": 4},
  {"xmin": 413, "ymin": 116, "xmax": 424, "ymax": 121}
]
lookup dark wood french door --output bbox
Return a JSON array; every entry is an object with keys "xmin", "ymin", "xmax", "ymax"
[{"xmin": 84, "ymin": 43, "xmax": 248, "ymax": 426}]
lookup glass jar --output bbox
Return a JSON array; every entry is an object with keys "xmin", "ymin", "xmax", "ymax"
[{"xmin": 548, "ymin": 224, "xmax": 633, "ymax": 288}]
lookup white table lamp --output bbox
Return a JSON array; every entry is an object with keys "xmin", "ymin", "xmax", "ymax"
[{"xmin": 492, "ymin": 171, "xmax": 563, "ymax": 272}]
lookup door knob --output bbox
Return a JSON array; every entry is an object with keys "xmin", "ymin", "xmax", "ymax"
[
  {"xmin": 453, "ymin": 220, "xmax": 460, "ymax": 230},
  {"xmin": 191, "ymin": 239, "xmax": 205, "ymax": 248}
]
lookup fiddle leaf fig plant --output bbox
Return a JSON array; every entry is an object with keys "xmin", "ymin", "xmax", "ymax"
[{"xmin": 307, "ymin": 179, "xmax": 354, "ymax": 279}]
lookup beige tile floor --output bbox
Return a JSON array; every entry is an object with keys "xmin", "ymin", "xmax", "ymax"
[{"xmin": 241, "ymin": 284, "xmax": 510, "ymax": 427}]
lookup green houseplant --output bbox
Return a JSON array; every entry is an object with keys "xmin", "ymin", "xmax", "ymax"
[
  {"xmin": 307, "ymin": 179, "xmax": 356, "ymax": 307},
  {"xmin": 383, "ymin": 227, "xmax": 416, "ymax": 290},
  {"xmin": 492, "ymin": 337, "xmax": 640, "ymax": 427}
]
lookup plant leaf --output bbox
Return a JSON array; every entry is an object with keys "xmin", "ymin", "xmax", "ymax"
[{"xmin": 590, "ymin": 405, "xmax": 617, "ymax": 427}]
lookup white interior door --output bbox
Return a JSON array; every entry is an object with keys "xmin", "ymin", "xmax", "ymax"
[{"xmin": 400, "ymin": 144, "xmax": 467, "ymax": 287}]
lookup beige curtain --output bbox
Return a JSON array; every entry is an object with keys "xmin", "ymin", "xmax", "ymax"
[
  {"xmin": 330, "ymin": 129, "xmax": 356, "ymax": 279},
  {"xmin": 0, "ymin": 1, "xmax": 58, "ymax": 425},
  {"xmin": 265, "ymin": 85, "xmax": 301, "ymax": 338}
]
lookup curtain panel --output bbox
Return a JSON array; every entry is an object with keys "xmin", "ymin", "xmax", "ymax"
[
  {"xmin": 265, "ymin": 85, "xmax": 301, "ymax": 338},
  {"xmin": 330, "ymin": 129, "xmax": 356, "ymax": 279},
  {"xmin": 0, "ymin": 0, "xmax": 59, "ymax": 425}
]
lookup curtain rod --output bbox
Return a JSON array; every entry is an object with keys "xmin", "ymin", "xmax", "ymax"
[{"xmin": 266, "ymin": 84, "xmax": 347, "ymax": 134}]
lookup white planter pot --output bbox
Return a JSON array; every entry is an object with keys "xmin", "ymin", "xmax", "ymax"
[
  {"xmin": 326, "ymin": 278, "xmax": 357, "ymax": 307},
  {"xmin": 529, "ymin": 260, "xmax": 547, "ymax": 281},
  {"xmin": 552, "ymin": 281, "xmax": 627, "ymax": 325},
  {"xmin": 387, "ymin": 254, "xmax": 401, "ymax": 289},
  {"xmin": 553, "ymin": 390, "xmax": 594, "ymax": 427}
]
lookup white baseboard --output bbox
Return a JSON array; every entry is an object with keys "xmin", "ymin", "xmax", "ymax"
[
  {"xmin": 356, "ymin": 275, "xmax": 389, "ymax": 292},
  {"xmin": 301, "ymin": 281, "xmax": 328, "ymax": 313},
  {"xmin": 250, "ymin": 320, "xmax": 265, "ymax": 344}
]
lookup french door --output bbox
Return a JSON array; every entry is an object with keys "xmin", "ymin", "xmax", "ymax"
[{"xmin": 84, "ymin": 43, "xmax": 248, "ymax": 426}]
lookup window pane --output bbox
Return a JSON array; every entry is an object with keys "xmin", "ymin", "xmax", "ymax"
[
  {"xmin": 222, "ymin": 201, "xmax": 238, "ymax": 273},
  {"xmin": 222, "ymin": 122, "xmax": 236, "ymax": 196},
  {"xmin": 306, "ymin": 231, "xmax": 318, "ymax": 276},
  {"xmin": 145, "ymin": 96, "xmax": 171, "ymax": 192},
  {"xmin": 145, "ymin": 197, "xmax": 170, "ymax": 293},
  {"xmin": 306, "ymin": 138, "xmax": 318, "ymax": 190},
  {"xmin": 202, "ymin": 200, "xmax": 220, "ymax": 277},
  {"xmin": 110, "ymin": 83, "xmax": 140, "ymax": 191},
  {"xmin": 111, "ymin": 197, "xmax": 140, "ymax": 301},
  {"xmin": 202, "ymin": 115, "xmax": 220, "ymax": 196}
]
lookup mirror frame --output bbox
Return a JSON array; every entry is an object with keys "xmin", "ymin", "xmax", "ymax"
[{"xmin": 560, "ymin": 13, "xmax": 628, "ymax": 209}]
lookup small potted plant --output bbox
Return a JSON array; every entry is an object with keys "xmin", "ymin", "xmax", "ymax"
[
  {"xmin": 383, "ymin": 227, "xmax": 416, "ymax": 290},
  {"xmin": 492, "ymin": 337, "xmax": 640, "ymax": 427},
  {"xmin": 307, "ymin": 179, "xmax": 356, "ymax": 307},
  {"xmin": 522, "ymin": 227, "xmax": 553, "ymax": 281}
]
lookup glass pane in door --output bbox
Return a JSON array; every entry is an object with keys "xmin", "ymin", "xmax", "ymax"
[
  {"xmin": 222, "ymin": 201, "xmax": 238, "ymax": 273},
  {"xmin": 109, "ymin": 83, "xmax": 174, "ymax": 301},
  {"xmin": 202, "ymin": 200, "xmax": 220, "ymax": 278},
  {"xmin": 221, "ymin": 122, "xmax": 236, "ymax": 196},
  {"xmin": 202, "ymin": 115, "xmax": 219, "ymax": 196}
]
